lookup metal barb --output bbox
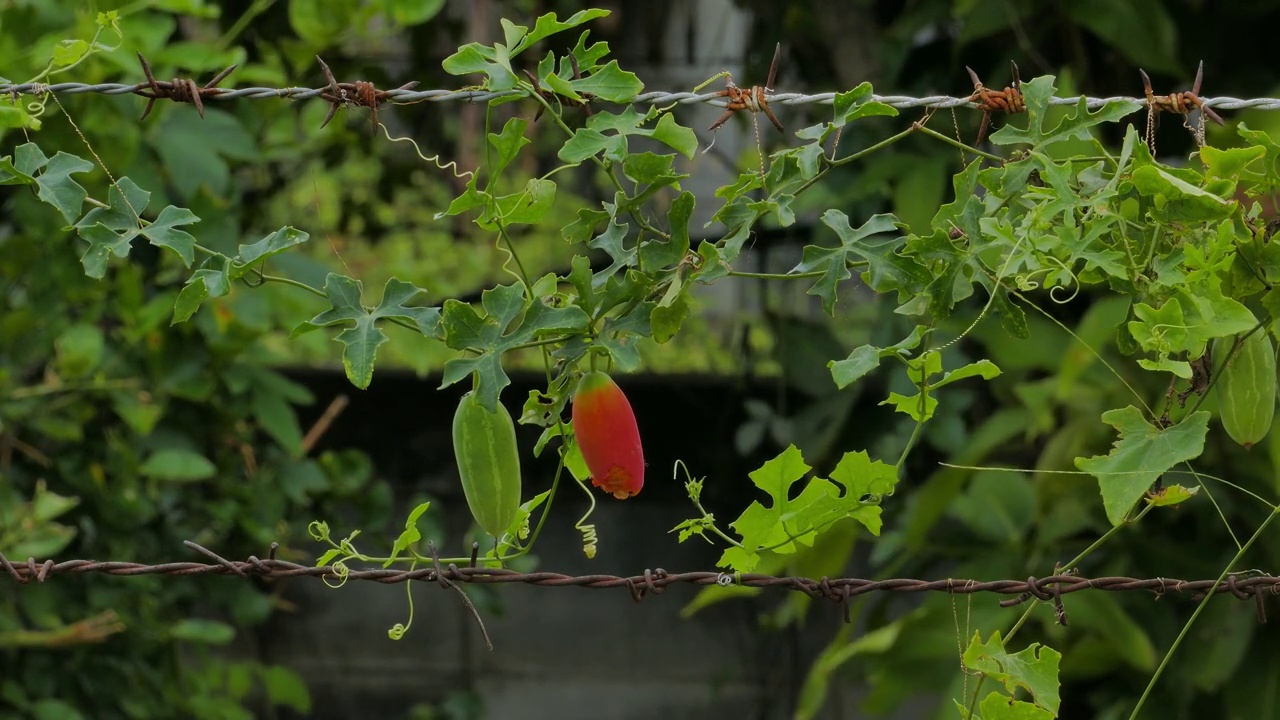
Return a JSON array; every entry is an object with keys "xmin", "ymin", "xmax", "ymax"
[
  {"xmin": 1140, "ymin": 60, "xmax": 1225, "ymax": 153},
  {"xmin": 134, "ymin": 52, "xmax": 237, "ymax": 120},
  {"xmin": 965, "ymin": 62, "xmax": 1026, "ymax": 146},
  {"xmin": 707, "ymin": 42, "xmax": 785, "ymax": 134},
  {"xmin": 316, "ymin": 56, "xmax": 418, "ymax": 132}
]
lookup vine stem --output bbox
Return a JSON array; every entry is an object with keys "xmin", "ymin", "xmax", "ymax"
[
  {"xmin": 913, "ymin": 124, "xmax": 1004, "ymax": 163},
  {"xmin": 727, "ymin": 269, "xmax": 824, "ymax": 280},
  {"xmin": 1128, "ymin": 504, "xmax": 1280, "ymax": 719},
  {"xmin": 522, "ymin": 84, "xmax": 670, "ymax": 240}
]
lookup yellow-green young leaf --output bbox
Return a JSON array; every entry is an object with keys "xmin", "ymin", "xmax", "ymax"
[
  {"xmin": 384, "ymin": 501, "xmax": 432, "ymax": 567},
  {"xmin": 974, "ymin": 693, "xmax": 1055, "ymax": 720},
  {"xmin": 962, "ymin": 630, "xmax": 1061, "ymax": 715},
  {"xmin": 1146, "ymin": 483, "xmax": 1198, "ymax": 507},
  {"xmin": 719, "ymin": 445, "xmax": 896, "ymax": 572},
  {"xmin": 880, "ymin": 390, "xmax": 938, "ymax": 422},
  {"xmin": 1075, "ymin": 406, "xmax": 1209, "ymax": 525}
]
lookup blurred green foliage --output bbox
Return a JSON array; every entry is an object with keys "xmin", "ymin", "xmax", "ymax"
[{"xmin": 9, "ymin": 1, "xmax": 1280, "ymax": 720}]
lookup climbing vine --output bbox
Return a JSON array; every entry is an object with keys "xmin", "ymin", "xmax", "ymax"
[{"xmin": 7, "ymin": 7, "xmax": 1280, "ymax": 719}]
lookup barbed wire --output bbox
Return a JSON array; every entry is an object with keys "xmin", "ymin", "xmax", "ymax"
[
  {"xmin": 4, "ymin": 79, "xmax": 1280, "ymax": 113},
  {"xmin": 3, "ymin": 542, "xmax": 1277, "ymax": 625}
]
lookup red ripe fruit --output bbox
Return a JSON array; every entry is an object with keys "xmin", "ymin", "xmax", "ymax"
[{"xmin": 571, "ymin": 370, "xmax": 644, "ymax": 499}]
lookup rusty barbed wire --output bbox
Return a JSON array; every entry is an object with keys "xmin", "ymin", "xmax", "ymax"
[
  {"xmin": 5, "ymin": 79, "xmax": 1280, "ymax": 114},
  {"xmin": 2, "ymin": 542, "xmax": 1277, "ymax": 626}
]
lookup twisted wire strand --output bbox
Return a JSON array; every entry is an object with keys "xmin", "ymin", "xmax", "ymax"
[
  {"xmin": 4, "ymin": 81, "xmax": 1280, "ymax": 112},
  {"xmin": 2, "ymin": 547, "xmax": 1276, "ymax": 608}
]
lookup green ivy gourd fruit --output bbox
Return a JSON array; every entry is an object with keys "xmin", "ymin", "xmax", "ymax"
[
  {"xmin": 1215, "ymin": 331, "xmax": 1277, "ymax": 449},
  {"xmin": 452, "ymin": 391, "xmax": 522, "ymax": 537}
]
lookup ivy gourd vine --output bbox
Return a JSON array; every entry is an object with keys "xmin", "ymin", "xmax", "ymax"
[{"xmin": 7, "ymin": 7, "xmax": 1280, "ymax": 719}]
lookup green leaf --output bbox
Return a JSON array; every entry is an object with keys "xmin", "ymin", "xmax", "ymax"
[
  {"xmin": 152, "ymin": 108, "xmax": 255, "ymax": 199},
  {"xmin": 173, "ymin": 266, "xmax": 231, "ymax": 323},
  {"xmin": 169, "ymin": 619, "xmax": 235, "ymax": 645},
  {"xmin": 989, "ymin": 75, "xmax": 1142, "ymax": 148},
  {"xmin": 439, "ymin": 283, "xmax": 589, "ymax": 411},
  {"xmin": 1147, "ymin": 483, "xmax": 1198, "ymax": 507},
  {"xmin": 795, "ymin": 211, "xmax": 911, "ymax": 314},
  {"xmin": 962, "ymin": 630, "xmax": 1061, "ymax": 715},
  {"xmin": 1201, "ymin": 145, "xmax": 1267, "ymax": 181},
  {"xmin": 796, "ymin": 82, "xmax": 897, "ymax": 144},
  {"xmin": 649, "ymin": 113, "xmax": 697, "ymax": 159},
  {"xmin": 1075, "ymin": 406, "xmax": 1210, "ymax": 525},
  {"xmin": 441, "ymin": 43, "xmax": 517, "ymax": 90},
  {"xmin": 0, "ymin": 105, "xmax": 41, "ymax": 131},
  {"xmin": 1137, "ymin": 356, "xmax": 1192, "ymax": 378},
  {"xmin": 292, "ymin": 275, "xmax": 442, "ymax": 390},
  {"xmin": 260, "ymin": 666, "xmax": 311, "ymax": 713},
  {"xmin": 832, "ymin": 83, "xmax": 898, "ymax": 126},
  {"xmin": 508, "ymin": 9, "xmax": 610, "ymax": 55},
  {"xmin": 489, "ymin": 178, "xmax": 557, "ymax": 226},
  {"xmin": 0, "ymin": 155, "xmax": 36, "ymax": 185},
  {"xmin": 570, "ymin": 60, "xmax": 643, "ymax": 103},
  {"xmin": 720, "ymin": 445, "xmax": 896, "ymax": 572},
  {"xmin": 384, "ymin": 501, "xmax": 431, "ymax": 567},
  {"xmin": 252, "ymin": 391, "xmax": 305, "ymax": 456},
  {"xmin": 639, "ymin": 191, "xmax": 693, "ymax": 273},
  {"xmin": 231, "ymin": 227, "xmax": 310, "ymax": 278},
  {"xmin": 140, "ymin": 448, "xmax": 217, "ymax": 482},
  {"xmin": 54, "ymin": 324, "xmax": 104, "ymax": 379},
  {"xmin": 383, "ymin": 0, "xmax": 444, "ymax": 25},
  {"xmin": 142, "ymin": 205, "xmax": 198, "ymax": 266},
  {"xmin": 31, "ymin": 700, "xmax": 86, "ymax": 720},
  {"xmin": 73, "ymin": 178, "xmax": 160, "ymax": 278},
  {"xmin": 622, "ymin": 151, "xmax": 678, "ymax": 186},
  {"xmin": 487, "ymin": 118, "xmax": 529, "ymax": 181},
  {"xmin": 973, "ymin": 693, "xmax": 1055, "ymax": 720},
  {"xmin": 559, "ymin": 128, "xmax": 613, "ymax": 163},
  {"xmin": 1132, "ymin": 165, "xmax": 1234, "ymax": 222},
  {"xmin": 587, "ymin": 219, "xmax": 635, "ymax": 287},
  {"xmin": 932, "ymin": 359, "xmax": 1002, "ymax": 389},
  {"xmin": 880, "ymin": 390, "xmax": 939, "ymax": 422},
  {"xmin": 828, "ymin": 327, "xmax": 928, "ymax": 389},
  {"xmin": 650, "ymin": 296, "xmax": 688, "ymax": 344},
  {"xmin": 829, "ymin": 345, "xmax": 882, "ymax": 389},
  {"xmin": 51, "ymin": 39, "xmax": 90, "ymax": 68},
  {"xmin": 492, "ymin": 490, "xmax": 552, "ymax": 557},
  {"xmin": 35, "ymin": 151, "xmax": 93, "ymax": 224}
]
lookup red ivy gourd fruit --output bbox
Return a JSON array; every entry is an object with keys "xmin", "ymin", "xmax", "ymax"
[{"xmin": 572, "ymin": 371, "xmax": 645, "ymax": 499}]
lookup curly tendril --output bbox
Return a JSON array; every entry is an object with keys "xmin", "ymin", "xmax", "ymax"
[
  {"xmin": 387, "ymin": 575, "xmax": 415, "ymax": 640},
  {"xmin": 323, "ymin": 559, "xmax": 351, "ymax": 589}
]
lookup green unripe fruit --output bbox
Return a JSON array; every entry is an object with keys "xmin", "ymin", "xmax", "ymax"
[
  {"xmin": 1215, "ymin": 331, "xmax": 1277, "ymax": 449},
  {"xmin": 452, "ymin": 391, "xmax": 522, "ymax": 537}
]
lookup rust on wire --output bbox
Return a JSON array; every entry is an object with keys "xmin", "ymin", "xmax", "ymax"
[
  {"xmin": 135, "ymin": 52, "xmax": 237, "ymax": 120},
  {"xmin": 0, "ymin": 542, "xmax": 1276, "ymax": 624},
  {"xmin": 965, "ymin": 61, "xmax": 1025, "ymax": 145},
  {"xmin": 708, "ymin": 42, "xmax": 785, "ymax": 134},
  {"xmin": 1140, "ymin": 60, "xmax": 1224, "ymax": 152},
  {"xmin": 316, "ymin": 56, "xmax": 419, "ymax": 131}
]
